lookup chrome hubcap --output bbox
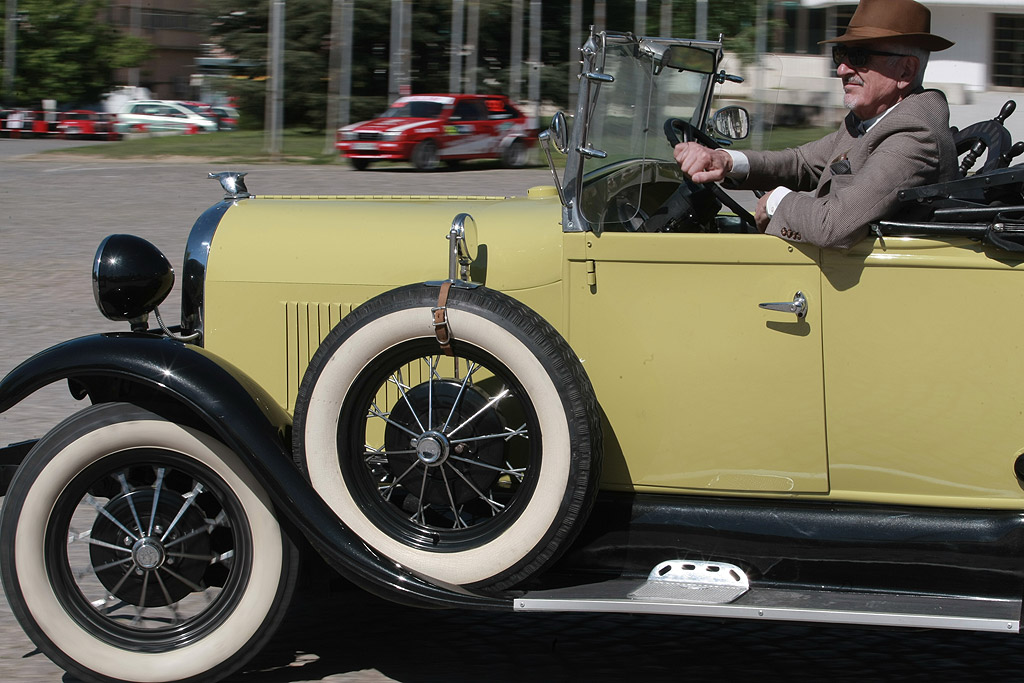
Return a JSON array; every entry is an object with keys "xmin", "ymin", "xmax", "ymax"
[
  {"xmin": 131, "ymin": 537, "xmax": 166, "ymax": 570},
  {"xmin": 414, "ymin": 431, "xmax": 450, "ymax": 466}
]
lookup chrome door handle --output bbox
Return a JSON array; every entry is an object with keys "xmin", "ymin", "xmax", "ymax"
[{"xmin": 759, "ymin": 291, "xmax": 807, "ymax": 319}]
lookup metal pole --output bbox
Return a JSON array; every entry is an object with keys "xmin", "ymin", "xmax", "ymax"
[
  {"xmin": 389, "ymin": 0, "xmax": 401, "ymax": 102},
  {"xmin": 465, "ymin": 0, "xmax": 479, "ymax": 94},
  {"xmin": 129, "ymin": 0, "xmax": 141, "ymax": 87},
  {"xmin": 568, "ymin": 0, "xmax": 581, "ymax": 111},
  {"xmin": 340, "ymin": 0, "xmax": 353, "ymax": 126},
  {"xmin": 3, "ymin": 0, "xmax": 15, "ymax": 103},
  {"xmin": 400, "ymin": 0, "xmax": 411, "ymax": 96},
  {"xmin": 635, "ymin": 0, "xmax": 646, "ymax": 36},
  {"xmin": 528, "ymin": 0, "xmax": 540, "ymax": 130},
  {"xmin": 696, "ymin": 0, "xmax": 707, "ymax": 41},
  {"xmin": 660, "ymin": 0, "xmax": 672, "ymax": 37},
  {"xmin": 324, "ymin": 0, "xmax": 342, "ymax": 154},
  {"xmin": 265, "ymin": 0, "xmax": 284, "ymax": 158},
  {"xmin": 594, "ymin": 1, "xmax": 606, "ymax": 34},
  {"xmin": 753, "ymin": 0, "xmax": 767, "ymax": 151},
  {"xmin": 449, "ymin": 0, "xmax": 464, "ymax": 93},
  {"xmin": 510, "ymin": 0, "xmax": 522, "ymax": 101}
]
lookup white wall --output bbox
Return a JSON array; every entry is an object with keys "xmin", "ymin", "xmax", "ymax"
[{"xmin": 927, "ymin": 7, "xmax": 994, "ymax": 91}]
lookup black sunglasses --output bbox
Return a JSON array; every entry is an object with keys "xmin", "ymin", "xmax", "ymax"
[{"xmin": 831, "ymin": 45, "xmax": 907, "ymax": 67}]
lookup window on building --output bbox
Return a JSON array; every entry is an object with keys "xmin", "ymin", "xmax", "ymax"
[
  {"xmin": 993, "ymin": 14, "xmax": 1024, "ymax": 88},
  {"xmin": 771, "ymin": 5, "xmax": 851, "ymax": 56}
]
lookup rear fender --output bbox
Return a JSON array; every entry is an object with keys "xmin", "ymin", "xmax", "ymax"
[{"xmin": 0, "ymin": 333, "xmax": 505, "ymax": 610}]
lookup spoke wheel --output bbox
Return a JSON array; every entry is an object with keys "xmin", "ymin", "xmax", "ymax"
[
  {"xmin": 343, "ymin": 342, "xmax": 539, "ymax": 550},
  {"xmin": 1, "ymin": 403, "xmax": 297, "ymax": 683},
  {"xmin": 295, "ymin": 284, "xmax": 601, "ymax": 590},
  {"xmin": 52, "ymin": 452, "xmax": 248, "ymax": 647},
  {"xmin": 501, "ymin": 139, "xmax": 528, "ymax": 168},
  {"xmin": 411, "ymin": 140, "xmax": 440, "ymax": 170}
]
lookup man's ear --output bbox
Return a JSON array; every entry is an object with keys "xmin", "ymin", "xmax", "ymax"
[{"xmin": 898, "ymin": 55, "xmax": 920, "ymax": 91}]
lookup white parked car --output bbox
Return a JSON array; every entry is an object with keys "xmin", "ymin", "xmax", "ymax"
[{"xmin": 115, "ymin": 100, "xmax": 218, "ymax": 134}]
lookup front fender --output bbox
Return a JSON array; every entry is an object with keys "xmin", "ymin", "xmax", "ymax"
[{"xmin": 0, "ymin": 333, "xmax": 505, "ymax": 610}]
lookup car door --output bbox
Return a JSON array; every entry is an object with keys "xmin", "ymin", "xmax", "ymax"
[
  {"xmin": 443, "ymin": 98, "xmax": 489, "ymax": 156},
  {"xmin": 566, "ymin": 230, "xmax": 828, "ymax": 493},
  {"xmin": 820, "ymin": 237, "xmax": 1024, "ymax": 505}
]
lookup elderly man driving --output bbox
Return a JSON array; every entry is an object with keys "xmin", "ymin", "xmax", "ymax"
[{"xmin": 673, "ymin": 0, "xmax": 957, "ymax": 249}]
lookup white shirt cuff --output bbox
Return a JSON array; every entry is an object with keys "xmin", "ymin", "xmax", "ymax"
[
  {"xmin": 724, "ymin": 150, "xmax": 749, "ymax": 179},
  {"xmin": 766, "ymin": 187, "xmax": 792, "ymax": 216}
]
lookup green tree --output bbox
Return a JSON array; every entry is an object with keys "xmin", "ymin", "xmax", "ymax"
[
  {"xmin": 203, "ymin": 0, "xmax": 761, "ymax": 128},
  {"xmin": 206, "ymin": 0, "xmax": 339, "ymax": 128},
  {"xmin": 1, "ymin": 0, "xmax": 150, "ymax": 106}
]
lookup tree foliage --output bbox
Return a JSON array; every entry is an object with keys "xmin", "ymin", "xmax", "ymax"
[
  {"xmin": 1, "ymin": 0, "xmax": 150, "ymax": 106},
  {"xmin": 205, "ymin": 0, "xmax": 759, "ymax": 128}
]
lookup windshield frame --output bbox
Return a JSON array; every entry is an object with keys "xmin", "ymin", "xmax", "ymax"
[{"xmin": 562, "ymin": 31, "xmax": 724, "ymax": 234}]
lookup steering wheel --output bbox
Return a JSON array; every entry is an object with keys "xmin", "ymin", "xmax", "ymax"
[{"xmin": 665, "ymin": 118, "xmax": 758, "ymax": 230}]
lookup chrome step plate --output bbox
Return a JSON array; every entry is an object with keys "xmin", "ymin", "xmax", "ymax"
[
  {"xmin": 629, "ymin": 560, "xmax": 749, "ymax": 604},
  {"xmin": 516, "ymin": 580, "xmax": 1022, "ymax": 633}
]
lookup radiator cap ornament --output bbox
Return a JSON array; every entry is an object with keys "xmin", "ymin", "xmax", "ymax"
[{"xmin": 209, "ymin": 171, "xmax": 251, "ymax": 199}]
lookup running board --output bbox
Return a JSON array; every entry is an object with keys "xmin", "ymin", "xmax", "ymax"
[{"xmin": 516, "ymin": 580, "xmax": 1021, "ymax": 633}]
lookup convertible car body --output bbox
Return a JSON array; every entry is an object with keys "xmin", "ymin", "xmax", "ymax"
[{"xmin": 3, "ymin": 30, "xmax": 1024, "ymax": 683}]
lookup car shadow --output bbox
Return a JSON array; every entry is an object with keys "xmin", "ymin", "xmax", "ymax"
[
  {"xmin": 349, "ymin": 159, "xmax": 545, "ymax": 174},
  {"xmin": 223, "ymin": 582, "xmax": 1024, "ymax": 683}
]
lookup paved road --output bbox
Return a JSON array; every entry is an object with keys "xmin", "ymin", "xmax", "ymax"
[{"xmin": 3, "ymin": 142, "xmax": 1024, "ymax": 682}]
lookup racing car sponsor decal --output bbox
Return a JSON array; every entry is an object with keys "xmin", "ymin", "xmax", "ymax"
[{"xmin": 444, "ymin": 125, "xmax": 476, "ymax": 135}]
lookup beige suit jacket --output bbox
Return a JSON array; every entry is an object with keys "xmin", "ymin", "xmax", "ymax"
[{"xmin": 732, "ymin": 89, "xmax": 957, "ymax": 250}]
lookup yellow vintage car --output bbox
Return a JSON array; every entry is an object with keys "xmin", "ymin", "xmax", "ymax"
[{"xmin": 2, "ymin": 30, "xmax": 1024, "ymax": 683}]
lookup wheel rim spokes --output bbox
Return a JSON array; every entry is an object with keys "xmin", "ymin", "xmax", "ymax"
[
  {"xmin": 60, "ymin": 461, "xmax": 241, "ymax": 634},
  {"xmin": 445, "ymin": 388, "xmax": 510, "ymax": 440},
  {"xmin": 360, "ymin": 347, "xmax": 535, "ymax": 537}
]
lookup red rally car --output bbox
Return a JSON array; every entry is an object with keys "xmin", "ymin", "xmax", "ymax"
[{"xmin": 336, "ymin": 93, "xmax": 536, "ymax": 171}]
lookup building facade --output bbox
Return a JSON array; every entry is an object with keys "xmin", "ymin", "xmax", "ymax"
[{"xmin": 103, "ymin": 0, "xmax": 206, "ymax": 101}]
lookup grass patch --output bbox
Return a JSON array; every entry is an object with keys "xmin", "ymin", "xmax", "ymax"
[
  {"xmin": 730, "ymin": 126, "xmax": 835, "ymax": 151},
  {"xmin": 49, "ymin": 129, "xmax": 342, "ymax": 164},
  {"xmin": 45, "ymin": 125, "xmax": 834, "ymax": 164}
]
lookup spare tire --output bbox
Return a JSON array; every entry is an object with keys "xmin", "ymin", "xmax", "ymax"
[{"xmin": 293, "ymin": 284, "xmax": 601, "ymax": 590}]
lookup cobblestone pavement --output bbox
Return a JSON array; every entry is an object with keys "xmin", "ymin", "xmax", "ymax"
[{"xmin": 2, "ymin": 145, "xmax": 1024, "ymax": 682}]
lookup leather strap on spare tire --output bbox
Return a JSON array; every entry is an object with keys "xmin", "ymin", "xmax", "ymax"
[{"xmin": 432, "ymin": 281, "xmax": 454, "ymax": 355}]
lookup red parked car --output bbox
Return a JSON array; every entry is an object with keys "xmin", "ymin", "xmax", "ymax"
[
  {"xmin": 336, "ymin": 94, "xmax": 536, "ymax": 170},
  {"xmin": 56, "ymin": 110, "xmax": 120, "ymax": 140}
]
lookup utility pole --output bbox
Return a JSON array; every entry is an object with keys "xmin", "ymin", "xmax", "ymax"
[
  {"xmin": 635, "ymin": 0, "xmax": 646, "ymax": 36},
  {"xmin": 660, "ymin": 0, "xmax": 672, "ymax": 37},
  {"xmin": 129, "ymin": 0, "xmax": 141, "ymax": 87},
  {"xmin": 324, "ymin": 0, "xmax": 354, "ymax": 155},
  {"xmin": 465, "ymin": 0, "xmax": 479, "ymax": 94},
  {"xmin": 3, "ymin": 0, "xmax": 15, "ymax": 103},
  {"xmin": 388, "ymin": 0, "xmax": 404, "ymax": 102},
  {"xmin": 568, "ymin": 0, "xmax": 581, "ymax": 111},
  {"xmin": 449, "ymin": 0, "xmax": 464, "ymax": 93},
  {"xmin": 340, "ymin": 1, "xmax": 353, "ymax": 126},
  {"xmin": 753, "ymin": 0, "xmax": 767, "ymax": 151},
  {"xmin": 528, "ymin": 0, "xmax": 540, "ymax": 130},
  {"xmin": 400, "ymin": 0, "xmax": 411, "ymax": 96},
  {"xmin": 509, "ymin": 0, "xmax": 522, "ymax": 101},
  {"xmin": 264, "ymin": 0, "xmax": 284, "ymax": 158}
]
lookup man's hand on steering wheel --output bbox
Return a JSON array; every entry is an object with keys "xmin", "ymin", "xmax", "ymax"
[
  {"xmin": 664, "ymin": 117, "xmax": 758, "ymax": 230},
  {"xmin": 666, "ymin": 118, "xmax": 733, "ymax": 183},
  {"xmin": 673, "ymin": 143, "xmax": 733, "ymax": 184}
]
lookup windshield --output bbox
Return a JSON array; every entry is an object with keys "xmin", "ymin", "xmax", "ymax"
[
  {"xmin": 579, "ymin": 38, "xmax": 717, "ymax": 227},
  {"xmin": 383, "ymin": 99, "xmax": 448, "ymax": 119}
]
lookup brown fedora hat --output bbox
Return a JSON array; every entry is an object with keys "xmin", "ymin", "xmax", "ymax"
[{"xmin": 820, "ymin": 0, "xmax": 954, "ymax": 51}]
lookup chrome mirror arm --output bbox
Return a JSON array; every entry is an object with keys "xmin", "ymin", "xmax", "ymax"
[{"xmin": 538, "ymin": 131, "xmax": 567, "ymax": 207}]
